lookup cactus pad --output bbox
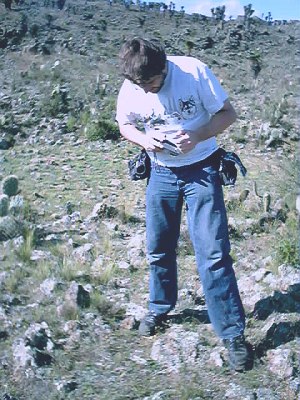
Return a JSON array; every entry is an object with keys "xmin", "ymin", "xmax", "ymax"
[
  {"xmin": 0, "ymin": 194, "xmax": 9, "ymax": 217},
  {"xmin": 2, "ymin": 175, "xmax": 19, "ymax": 197},
  {"xmin": 9, "ymin": 195, "xmax": 25, "ymax": 216},
  {"xmin": 0, "ymin": 215, "xmax": 23, "ymax": 241}
]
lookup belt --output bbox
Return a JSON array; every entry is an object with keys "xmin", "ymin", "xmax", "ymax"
[{"xmin": 167, "ymin": 149, "xmax": 221, "ymax": 171}]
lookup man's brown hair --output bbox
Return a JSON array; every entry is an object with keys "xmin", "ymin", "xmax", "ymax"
[{"xmin": 119, "ymin": 37, "xmax": 166, "ymax": 83}]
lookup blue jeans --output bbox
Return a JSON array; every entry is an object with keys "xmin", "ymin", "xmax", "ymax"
[{"xmin": 145, "ymin": 155, "xmax": 245, "ymax": 339}]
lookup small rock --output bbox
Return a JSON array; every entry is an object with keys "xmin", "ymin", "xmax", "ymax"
[
  {"xmin": 39, "ymin": 278, "xmax": 57, "ymax": 297},
  {"xmin": 65, "ymin": 282, "xmax": 91, "ymax": 308},
  {"xmin": 30, "ymin": 250, "xmax": 52, "ymax": 261},
  {"xmin": 151, "ymin": 326, "xmax": 205, "ymax": 373},
  {"xmin": 208, "ymin": 347, "xmax": 225, "ymax": 368},
  {"xmin": 72, "ymin": 243, "xmax": 94, "ymax": 264},
  {"xmin": 266, "ymin": 347, "xmax": 295, "ymax": 378},
  {"xmin": 120, "ymin": 316, "xmax": 138, "ymax": 330},
  {"xmin": 125, "ymin": 303, "xmax": 148, "ymax": 321},
  {"xmin": 13, "ymin": 338, "xmax": 34, "ymax": 369},
  {"xmin": 118, "ymin": 260, "xmax": 130, "ymax": 269}
]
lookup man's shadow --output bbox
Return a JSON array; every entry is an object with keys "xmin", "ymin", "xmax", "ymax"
[
  {"xmin": 250, "ymin": 283, "xmax": 300, "ymax": 321},
  {"xmin": 167, "ymin": 308, "xmax": 210, "ymax": 324}
]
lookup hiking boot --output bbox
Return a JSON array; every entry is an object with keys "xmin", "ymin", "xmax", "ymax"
[
  {"xmin": 223, "ymin": 334, "xmax": 250, "ymax": 372},
  {"xmin": 138, "ymin": 311, "xmax": 166, "ymax": 336}
]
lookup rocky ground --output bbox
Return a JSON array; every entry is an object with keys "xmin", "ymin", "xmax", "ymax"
[{"xmin": 0, "ymin": 1, "xmax": 299, "ymax": 399}]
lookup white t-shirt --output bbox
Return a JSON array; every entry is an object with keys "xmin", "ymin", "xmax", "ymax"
[{"xmin": 116, "ymin": 56, "xmax": 228, "ymax": 167}]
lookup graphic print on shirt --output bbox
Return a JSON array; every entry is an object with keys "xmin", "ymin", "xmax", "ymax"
[
  {"xmin": 178, "ymin": 96, "xmax": 197, "ymax": 119},
  {"xmin": 126, "ymin": 111, "xmax": 182, "ymax": 132}
]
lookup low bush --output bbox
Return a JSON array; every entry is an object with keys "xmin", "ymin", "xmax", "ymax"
[
  {"xmin": 85, "ymin": 119, "xmax": 120, "ymax": 141},
  {"xmin": 275, "ymin": 213, "xmax": 299, "ymax": 268}
]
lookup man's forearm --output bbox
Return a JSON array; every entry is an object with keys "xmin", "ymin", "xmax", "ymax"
[
  {"xmin": 118, "ymin": 100, "xmax": 237, "ymax": 152},
  {"xmin": 119, "ymin": 123, "xmax": 166, "ymax": 152},
  {"xmin": 195, "ymin": 101, "xmax": 237, "ymax": 142},
  {"xmin": 119, "ymin": 124, "xmax": 147, "ymax": 148}
]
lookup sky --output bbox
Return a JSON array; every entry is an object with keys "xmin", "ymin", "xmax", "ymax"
[{"xmin": 182, "ymin": 0, "xmax": 300, "ymax": 21}]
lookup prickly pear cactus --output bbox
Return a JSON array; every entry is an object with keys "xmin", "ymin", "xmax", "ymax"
[
  {"xmin": 9, "ymin": 194, "xmax": 24, "ymax": 216},
  {"xmin": 0, "ymin": 215, "xmax": 23, "ymax": 241},
  {"xmin": 0, "ymin": 194, "xmax": 9, "ymax": 217},
  {"xmin": 2, "ymin": 175, "xmax": 19, "ymax": 197}
]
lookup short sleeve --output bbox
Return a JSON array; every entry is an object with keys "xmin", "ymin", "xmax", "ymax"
[
  {"xmin": 116, "ymin": 80, "xmax": 131, "ymax": 125},
  {"xmin": 198, "ymin": 64, "xmax": 228, "ymax": 115},
  {"xmin": 116, "ymin": 80, "xmax": 145, "ymax": 126}
]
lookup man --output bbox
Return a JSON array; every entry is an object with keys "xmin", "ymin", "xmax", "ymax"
[{"xmin": 116, "ymin": 37, "xmax": 250, "ymax": 372}]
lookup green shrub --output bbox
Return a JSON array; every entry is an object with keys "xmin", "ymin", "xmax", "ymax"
[
  {"xmin": 90, "ymin": 291, "xmax": 125, "ymax": 323},
  {"xmin": 85, "ymin": 119, "xmax": 120, "ymax": 141},
  {"xmin": 99, "ymin": 19, "xmax": 107, "ymax": 31},
  {"xmin": 276, "ymin": 237, "xmax": 299, "ymax": 267},
  {"xmin": 231, "ymin": 126, "xmax": 248, "ymax": 144},
  {"xmin": 29, "ymin": 23, "xmax": 39, "ymax": 37},
  {"xmin": 94, "ymin": 262, "xmax": 117, "ymax": 286},
  {"xmin": 152, "ymin": 30, "xmax": 162, "ymax": 39},
  {"xmin": 16, "ymin": 228, "xmax": 35, "ymax": 263},
  {"xmin": 80, "ymin": 110, "xmax": 91, "ymax": 126},
  {"xmin": 275, "ymin": 214, "xmax": 299, "ymax": 268},
  {"xmin": 66, "ymin": 115, "xmax": 77, "ymax": 132},
  {"xmin": 42, "ymin": 85, "xmax": 70, "ymax": 117}
]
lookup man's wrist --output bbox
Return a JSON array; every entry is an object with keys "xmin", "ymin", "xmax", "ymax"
[{"xmin": 196, "ymin": 124, "xmax": 211, "ymax": 142}]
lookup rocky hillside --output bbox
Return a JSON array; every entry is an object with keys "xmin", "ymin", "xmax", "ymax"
[{"xmin": 0, "ymin": 1, "xmax": 299, "ymax": 399}]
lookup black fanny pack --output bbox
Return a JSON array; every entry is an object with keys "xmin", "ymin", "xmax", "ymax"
[
  {"xmin": 127, "ymin": 147, "xmax": 247, "ymax": 185},
  {"xmin": 128, "ymin": 149, "xmax": 151, "ymax": 181},
  {"xmin": 218, "ymin": 148, "xmax": 247, "ymax": 186}
]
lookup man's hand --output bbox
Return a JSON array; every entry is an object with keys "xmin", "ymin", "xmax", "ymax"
[
  {"xmin": 169, "ymin": 130, "xmax": 198, "ymax": 154},
  {"xmin": 119, "ymin": 123, "xmax": 166, "ymax": 152},
  {"xmin": 118, "ymin": 100, "xmax": 237, "ymax": 153},
  {"xmin": 141, "ymin": 129, "xmax": 166, "ymax": 152},
  {"xmin": 167, "ymin": 99, "xmax": 238, "ymax": 153}
]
